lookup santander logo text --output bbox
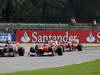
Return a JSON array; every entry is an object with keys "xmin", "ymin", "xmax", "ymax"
[
  {"xmin": 19, "ymin": 31, "xmax": 77, "ymax": 43},
  {"xmin": 31, "ymin": 32, "xmax": 69, "ymax": 43}
]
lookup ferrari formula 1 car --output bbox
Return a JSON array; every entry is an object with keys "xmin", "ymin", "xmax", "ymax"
[
  {"xmin": 59, "ymin": 41, "xmax": 82, "ymax": 52},
  {"xmin": 29, "ymin": 44, "xmax": 63, "ymax": 56},
  {"xmin": 0, "ymin": 44, "xmax": 25, "ymax": 57}
]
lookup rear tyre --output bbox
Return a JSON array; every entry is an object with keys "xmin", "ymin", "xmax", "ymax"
[
  {"xmin": 77, "ymin": 44, "xmax": 82, "ymax": 51},
  {"xmin": 57, "ymin": 47, "xmax": 63, "ymax": 56},
  {"xmin": 18, "ymin": 47, "xmax": 25, "ymax": 56}
]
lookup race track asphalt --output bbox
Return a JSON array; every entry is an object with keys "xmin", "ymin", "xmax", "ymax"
[{"xmin": 0, "ymin": 48, "xmax": 100, "ymax": 73}]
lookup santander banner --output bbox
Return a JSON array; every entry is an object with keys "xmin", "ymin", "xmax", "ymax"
[{"xmin": 16, "ymin": 30, "xmax": 100, "ymax": 43}]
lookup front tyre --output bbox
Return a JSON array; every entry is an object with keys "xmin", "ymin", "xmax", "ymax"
[{"xmin": 30, "ymin": 47, "xmax": 36, "ymax": 53}]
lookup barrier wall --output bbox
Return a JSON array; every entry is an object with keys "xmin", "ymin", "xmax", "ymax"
[{"xmin": 16, "ymin": 30, "xmax": 100, "ymax": 43}]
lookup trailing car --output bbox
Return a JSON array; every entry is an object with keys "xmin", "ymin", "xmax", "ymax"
[
  {"xmin": 0, "ymin": 44, "xmax": 25, "ymax": 57},
  {"xmin": 0, "ymin": 45, "xmax": 15, "ymax": 57}
]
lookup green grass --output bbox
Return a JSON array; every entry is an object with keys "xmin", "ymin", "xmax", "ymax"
[{"xmin": 1, "ymin": 59, "xmax": 100, "ymax": 75}]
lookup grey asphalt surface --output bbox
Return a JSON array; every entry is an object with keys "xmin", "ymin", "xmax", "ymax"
[{"xmin": 0, "ymin": 48, "xmax": 100, "ymax": 73}]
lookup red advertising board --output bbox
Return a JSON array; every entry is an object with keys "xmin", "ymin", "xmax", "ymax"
[{"xmin": 16, "ymin": 30, "xmax": 100, "ymax": 43}]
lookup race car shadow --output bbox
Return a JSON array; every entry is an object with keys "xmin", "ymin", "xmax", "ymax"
[{"xmin": 30, "ymin": 54, "xmax": 55, "ymax": 57}]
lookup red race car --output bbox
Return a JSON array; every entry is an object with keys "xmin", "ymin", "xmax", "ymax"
[
  {"xmin": 30, "ymin": 41, "xmax": 63, "ymax": 56},
  {"xmin": 59, "ymin": 39, "xmax": 82, "ymax": 52}
]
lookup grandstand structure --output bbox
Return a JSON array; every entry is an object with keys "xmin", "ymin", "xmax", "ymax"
[{"xmin": 0, "ymin": 23, "xmax": 100, "ymax": 33}]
